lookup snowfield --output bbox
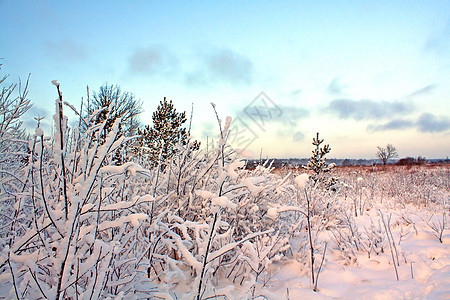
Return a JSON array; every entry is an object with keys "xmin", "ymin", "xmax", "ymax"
[{"xmin": 262, "ymin": 201, "xmax": 450, "ymax": 299}]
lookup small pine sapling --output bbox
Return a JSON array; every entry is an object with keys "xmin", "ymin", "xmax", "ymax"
[
  {"xmin": 303, "ymin": 132, "xmax": 337, "ymax": 189},
  {"xmin": 137, "ymin": 97, "xmax": 199, "ymax": 168}
]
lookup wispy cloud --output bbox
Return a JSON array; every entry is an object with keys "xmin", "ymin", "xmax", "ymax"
[
  {"xmin": 291, "ymin": 89, "xmax": 302, "ymax": 97},
  {"xmin": 44, "ymin": 39, "xmax": 87, "ymax": 62},
  {"xmin": 367, "ymin": 113, "xmax": 449, "ymax": 133},
  {"xmin": 186, "ymin": 48, "xmax": 253, "ymax": 86},
  {"xmin": 128, "ymin": 46, "xmax": 178, "ymax": 76},
  {"xmin": 268, "ymin": 105, "xmax": 309, "ymax": 126},
  {"xmin": 367, "ymin": 119, "xmax": 414, "ymax": 132},
  {"xmin": 327, "ymin": 78, "xmax": 346, "ymax": 95},
  {"xmin": 327, "ymin": 98, "xmax": 414, "ymax": 120},
  {"xmin": 275, "ymin": 129, "xmax": 306, "ymax": 142},
  {"xmin": 417, "ymin": 113, "xmax": 450, "ymax": 132},
  {"xmin": 423, "ymin": 20, "xmax": 450, "ymax": 57},
  {"xmin": 238, "ymin": 104, "xmax": 309, "ymax": 127},
  {"xmin": 406, "ymin": 84, "xmax": 437, "ymax": 98},
  {"xmin": 292, "ymin": 131, "xmax": 306, "ymax": 142}
]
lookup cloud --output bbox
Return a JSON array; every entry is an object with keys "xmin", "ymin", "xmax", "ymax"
[
  {"xmin": 27, "ymin": 105, "xmax": 50, "ymax": 119},
  {"xmin": 185, "ymin": 70, "xmax": 210, "ymax": 86},
  {"xmin": 327, "ymin": 98, "xmax": 414, "ymax": 120},
  {"xmin": 239, "ymin": 104, "xmax": 309, "ymax": 128},
  {"xmin": 186, "ymin": 49, "xmax": 253, "ymax": 85},
  {"xmin": 22, "ymin": 105, "xmax": 52, "ymax": 133},
  {"xmin": 406, "ymin": 84, "xmax": 437, "ymax": 98},
  {"xmin": 44, "ymin": 39, "xmax": 87, "ymax": 62},
  {"xmin": 292, "ymin": 131, "xmax": 306, "ymax": 142},
  {"xmin": 367, "ymin": 113, "xmax": 449, "ymax": 133},
  {"xmin": 416, "ymin": 113, "xmax": 450, "ymax": 132},
  {"xmin": 208, "ymin": 49, "xmax": 253, "ymax": 83},
  {"xmin": 291, "ymin": 89, "xmax": 302, "ymax": 97},
  {"xmin": 128, "ymin": 46, "xmax": 178, "ymax": 76},
  {"xmin": 367, "ymin": 119, "xmax": 414, "ymax": 132},
  {"xmin": 327, "ymin": 78, "xmax": 346, "ymax": 95},
  {"xmin": 269, "ymin": 105, "xmax": 309, "ymax": 125},
  {"xmin": 423, "ymin": 20, "xmax": 450, "ymax": 56}
]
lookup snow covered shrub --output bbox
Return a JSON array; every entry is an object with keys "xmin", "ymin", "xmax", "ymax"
[
  {"xmin": 0, "ymin": 82, "xmax": 154, "ymax": 299},
  {"xmin": 0, "ymin": 70, "xmax": 31, "ymax": 170},
  {"xmin": 134, "ymin": 110, "xmax": 302, "ymax": 299},
  {"xmin": 0, "ymin": 68, "xmax": 33, "ymax": 274},
  {"xmin": 0, "ymin": 68, "xmax": 32, "ymax": 203}
]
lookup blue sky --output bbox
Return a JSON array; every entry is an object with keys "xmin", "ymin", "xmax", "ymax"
[{"xmin": 1, "ymin": 1, "xmax": 449, "ymax": 158}]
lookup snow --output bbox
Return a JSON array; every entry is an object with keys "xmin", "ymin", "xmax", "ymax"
[
  {"xmin": 267, "ymin": 207, "xmax": 278, "ymax": 220},
  {"xmin": 227, "ymin": 160, "xmax": 245, "ymax": 180},
  {"xmin": 212, "ymin": 196, "xmax": 237, "ymax": 210},
  {"xmin": 196, "ymin": 189, "xmax": 216, "ymax": 199},
  {"xmin": 100, "ymin": 161, "xmax": 149, "ymax": 176},
  {"xmin": 295, "ymin": 173, "xmax": 310, "ymax": 189},
  {"xmin": 97, "ymin": 213, "xmax": 148, "ymax": 230}
]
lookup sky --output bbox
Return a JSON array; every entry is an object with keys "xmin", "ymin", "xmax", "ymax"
[{"xmin": 1, "ymin": 0, "xmax": 449, "ymax": 159}]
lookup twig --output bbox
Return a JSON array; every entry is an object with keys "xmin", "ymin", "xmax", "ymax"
[
  {"xmin": 28, "ymin": 266, "xmax": 47, "ymax": 299},
  {"xmin": 39, "ymin": 134, "xmax": 63, "ymax": 238},
  {"xmin": 379, "ymin": 211, "xmax": 399, "ymax": 281},
  {"xmin": 7, "ymin": 257, "xmax": 20, "ymax": 300},
  {"xmin": 55, "ymin": 83, "xmax": 69, "ymax": 220},
  {"xmin": 197, "ymin": 212, "xmax": 219, "ymax": 300},
  {"xmin": 305, "ymin": 188, "xmax": 315, "ymax": 285},
  {"xmin": 313, "ymin": 242, "xmax": 327, "ymax": 292}
]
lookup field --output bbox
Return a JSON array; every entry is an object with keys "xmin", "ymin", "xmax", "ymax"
[
  {"xmin": 269, "ymin": 164, "xmax": 450, "ymax": 299},
  {"xmin": 0, "ymin": 85, "xmax": 449, "ymax": 299},
  {"xmin": 1, "ymin": 115, "xmax": 449, "ymax": 300}
]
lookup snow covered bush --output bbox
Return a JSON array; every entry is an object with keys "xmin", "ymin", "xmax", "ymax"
[
  {"xmin": 0, "ymin": 82, "xmax": 154, "ymax": 299},
  {"xmin": 139, "ymin": 112, "xmax": 299, "ymax": 298}
]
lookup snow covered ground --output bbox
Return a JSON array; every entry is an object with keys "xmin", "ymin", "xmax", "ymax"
[{"xmin": 264, "ymin": 206, "xmax": 450, "ymax": 299}]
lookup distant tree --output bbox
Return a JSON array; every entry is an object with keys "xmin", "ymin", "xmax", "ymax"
[
  {"xmin": 85, "ymin": 84, "xmax": 142, "ymax": 164},
  {"xmin": 396, "ymin": 156, "xmax": 427, "ymax": 166},
  {"xmin": 303, "ymin": 132, "xmax": 337, "ymax": 188},
  {"xmin": 376, "ymin": 144, "xmax": 398, "ymax": 165},
  {"xmin": 396, "ymin": 157, "xmax": 416, "ymax": 166},
  {"xmin": 417, "ymin": 156, "xmax": 426, "ymax": 165},
  {"xmin": 86, "ymin": 83, "xmax": 142, "ymax": 138},
  {"xmin": 137, "ymin": 97, "xmax": 199, "ymax": 167},
  {"xmin": 341, "ymin": 158, "xmax": 353, "ymax": 166}
]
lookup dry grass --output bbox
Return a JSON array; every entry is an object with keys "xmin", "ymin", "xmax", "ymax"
[{"xmin": 270, "ymin": 163, "xmax": 450, "ymax": 177}]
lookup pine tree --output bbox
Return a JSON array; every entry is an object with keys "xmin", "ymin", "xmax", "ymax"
[
  {"xmin": 137, "ymin": 97, "xmax": 199, "ymax": 167},
  {"xmin": 303, "ymin": 132, "xmax": 337, "ymax": 188}
]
